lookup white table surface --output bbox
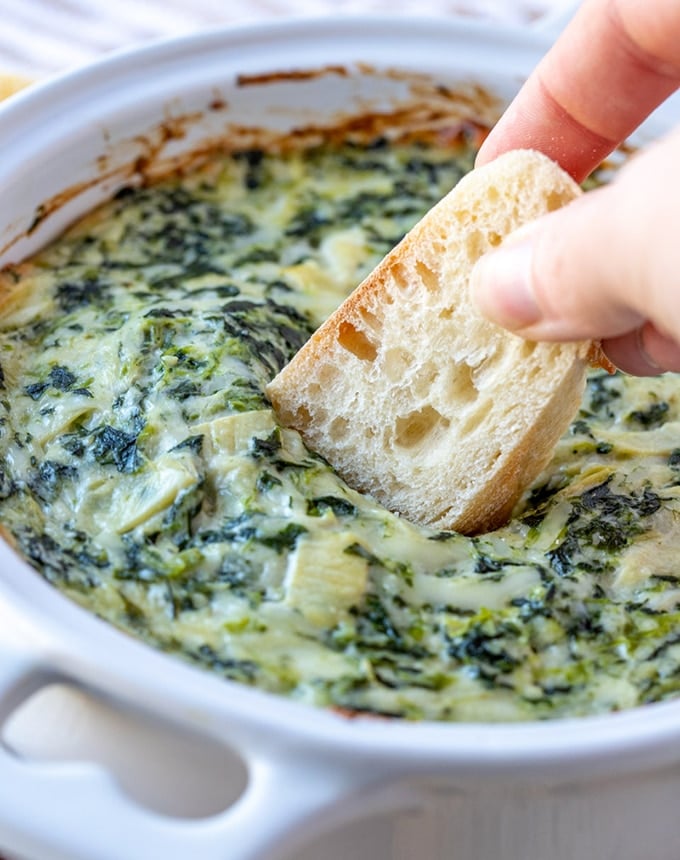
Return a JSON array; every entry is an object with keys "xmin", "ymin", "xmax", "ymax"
[
  {"xmin": 0, "ymin": 2, "xmax": 572, "ymax": 858},
  {"xmin": 0, "ymin": 0, "xmax": 569, "ymax": 76}
]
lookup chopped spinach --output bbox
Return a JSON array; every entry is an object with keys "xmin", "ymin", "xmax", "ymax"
[
  {"xmin": 547, "ymin": 479, "xmax": 661, "ymax": 577},
  {"xmin": 626, "ymin": 400, "xmax": 670, "ymax": 429},
  {"xmin": 306, "ymin": 496, "xmax": 358, "ymax": 518},
  {"xmin": 92, "ymin": 425, "xmax": 143, "ymax": 473}
]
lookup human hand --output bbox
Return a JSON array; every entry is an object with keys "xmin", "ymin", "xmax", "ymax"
[{"xmin": 471, "ymin": 0, "xmax": 680, "ymax": 374}]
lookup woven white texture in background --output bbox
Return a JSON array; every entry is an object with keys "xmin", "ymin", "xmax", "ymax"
[{"xmin": 0, "ymin": 0, "xmax": 570, "ymax": 76}]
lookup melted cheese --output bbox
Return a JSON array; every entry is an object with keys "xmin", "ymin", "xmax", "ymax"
[{"xmin": 1, "ymin": 137, "xmax": 680, "ymax": 722}]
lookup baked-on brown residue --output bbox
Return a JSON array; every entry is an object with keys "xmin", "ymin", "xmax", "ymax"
[
  {"xmin": 236, "ymin": 65, "xmax": 349, "ymax": 86},
  {"xmin": 330, "ymin": 705, "xmax": 392, "ymax": 721},
  {"xmin": 2, "ymin": 65, "xmax": 504, "ymax": 262}
]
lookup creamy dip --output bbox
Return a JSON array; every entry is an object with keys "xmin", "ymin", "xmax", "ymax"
[{"xmin": 1, "ymin": 131, "xmax": 679, "ymax": 722}]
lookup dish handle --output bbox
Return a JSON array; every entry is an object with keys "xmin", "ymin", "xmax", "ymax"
[{"xmin": 0, "ymin": 647, "xmax": 414, "ymax": 860}]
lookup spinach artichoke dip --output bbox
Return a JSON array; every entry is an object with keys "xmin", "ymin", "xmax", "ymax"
[{"xmin": 1, "ymin": 125, "xmax": 679, "ymax": 723}]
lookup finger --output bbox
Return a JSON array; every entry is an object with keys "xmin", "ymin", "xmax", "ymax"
[
  {"xmin": 471, "ymin": 128, "xmax": 680, "ymax": 371},
  {"xmin": 476, "ymin": 0, "xmax": 680, "ymax": 181},
  {"xmin": 603, "ymin": 323, "xmax": 680, "ymax": 376},
  {"xmin": 471, "ymin": 187, "xmax": 645, "ymax": 341}
]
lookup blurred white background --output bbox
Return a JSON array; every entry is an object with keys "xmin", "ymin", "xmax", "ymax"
[{"xmin": 0, "ymin": 0, "xmax": 571, "ymax": 76}]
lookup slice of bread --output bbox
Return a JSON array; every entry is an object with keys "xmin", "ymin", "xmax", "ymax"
[{"xmin": 267, "ymin": 149, "xmax": 593, "ymax": 535}]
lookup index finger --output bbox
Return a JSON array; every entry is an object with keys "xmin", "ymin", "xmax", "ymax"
[{"xmin": 476, "ymin": 0, "xmax": 680, "ymax": 181}]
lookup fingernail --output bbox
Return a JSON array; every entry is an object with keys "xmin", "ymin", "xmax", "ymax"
[
  {"xmin": 636, "ymin": 326, "xmax": 663, "ymax": 373},
  {"xmin": 639, "ymin": 323, "xmax": 680, "ymax": 374},
  {"xmin": 471, "ymin": 237, "xmax": 541, "ymax": 331}
]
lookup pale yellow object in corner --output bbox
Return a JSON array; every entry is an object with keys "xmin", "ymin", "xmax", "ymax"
[{"xmin": 0, "ymin": 73, "xmax": 32, "ymax": 101}]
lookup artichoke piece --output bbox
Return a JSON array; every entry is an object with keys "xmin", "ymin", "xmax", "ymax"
[
  {"xmin": 76, "ymin": 448, "xmax": 201, "ymax": 535},
  {"xmin": 284, "ymin": 531, "xmax": 369, "ymax": 626},
  {"xmin": 192, "ymin": 409, "xmax": 276, "ymax": 457}
]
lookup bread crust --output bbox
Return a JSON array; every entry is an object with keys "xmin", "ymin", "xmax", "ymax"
[{"xmin": 267, "ymin": 149, "xmax": 592, "ymax": 534}]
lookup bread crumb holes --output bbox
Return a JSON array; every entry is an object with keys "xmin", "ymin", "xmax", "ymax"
[
  {"xmin": 394, "ymin": 405, "xmax": 449, "ymax": 449},
  {"xmin": 337, "ymin": 320, "xmax": 377, "ymax": 361}
]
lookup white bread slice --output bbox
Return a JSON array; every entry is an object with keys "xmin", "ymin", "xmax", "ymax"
[{"xmin": 267, "ymin": 149, "xmax": 595, "ymax": 535}]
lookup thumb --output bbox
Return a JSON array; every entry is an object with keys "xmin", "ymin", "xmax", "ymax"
[{"xmin": 471, "ymin": 131, "xmax": 680, "ymax": 375}]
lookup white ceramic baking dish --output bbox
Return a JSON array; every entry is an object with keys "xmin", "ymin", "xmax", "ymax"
[{"xmin": 2, "ymin": 10, "xmax": 680, "ymax": 860}]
